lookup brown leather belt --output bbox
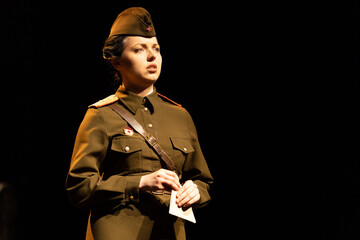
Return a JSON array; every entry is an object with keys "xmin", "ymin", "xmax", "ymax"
[
  {"xmin": 147, "ymin": 190, "xmax": 172, "ymax": 195},
  {"xmin": 108, "ymin": 103, "xmax": 176, "ymax": 171}
]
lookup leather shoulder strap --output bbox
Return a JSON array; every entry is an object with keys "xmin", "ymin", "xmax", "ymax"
[{"xmin": 107, "ymin": 103, "xmax": 176, "ymax": 171}]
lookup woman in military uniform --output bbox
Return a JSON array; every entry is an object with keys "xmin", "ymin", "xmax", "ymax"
[{"xmin": 65, "ymin": 7, "xmax": 213, "ymax": 240}]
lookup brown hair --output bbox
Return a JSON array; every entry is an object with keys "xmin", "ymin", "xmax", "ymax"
[{"xmin": 102, "ymin": 35, "xmax": 127, "ymax": 89}]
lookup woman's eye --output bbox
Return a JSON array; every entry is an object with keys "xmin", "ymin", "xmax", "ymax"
[
  {"xmin": 153, "ymin": 47, "xmax": 160, "ymax": 52},
  {"xmin": 134, "ymin": 48, "xmax": 144, "ymax": 53}
]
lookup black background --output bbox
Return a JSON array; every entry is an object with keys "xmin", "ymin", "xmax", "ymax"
[{"xmin": 1, "ymin": 0, "xmax": 360, "ymax": 239}]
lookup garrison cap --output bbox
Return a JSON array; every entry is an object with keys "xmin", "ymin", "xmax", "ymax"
[{"xmin": 109, "ymin": 7, "xmax": 156, "ymax": 38}]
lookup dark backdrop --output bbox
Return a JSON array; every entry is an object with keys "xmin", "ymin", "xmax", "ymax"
[{"xmin": 1, "ymin": 0, "xmax": 360, "ymax": 239}]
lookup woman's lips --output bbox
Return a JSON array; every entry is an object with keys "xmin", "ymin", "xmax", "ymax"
[{"xmin": 146, "ymin": 64, "xmax": 157, "ymax": 72}]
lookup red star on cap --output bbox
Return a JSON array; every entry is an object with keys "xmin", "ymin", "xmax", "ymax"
[{"xmin": 146, "ymin": 27, "xmax": 152, "ymax": 32}]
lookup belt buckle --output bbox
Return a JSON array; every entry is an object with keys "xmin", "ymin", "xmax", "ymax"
[
  {"xmin": 146, "ymin": 134, "xmax": 158, "ymax": 146},
  {"xmin": 151, "ymin": 190, "xmax": 165, "ymax": 195}
]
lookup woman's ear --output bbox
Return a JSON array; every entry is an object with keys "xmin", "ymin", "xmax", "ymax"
[{"xmin": 110, "ymin": 59, "xmax": 121, "ymax": 71}]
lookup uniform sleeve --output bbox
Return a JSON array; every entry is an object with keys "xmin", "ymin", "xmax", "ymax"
[
  {"xmin": 182, "ymin": 111, "xmax": 214, "ymax": 207},
  {"xmin": 65, "ymin": 108, "xmax": 141, "ymax": 210}
]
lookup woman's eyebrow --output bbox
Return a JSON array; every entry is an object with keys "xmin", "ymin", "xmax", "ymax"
[
  {"xmin": 131, "ymin": 43, "xmax": 159, "ymax": 48},
  {"xmin": 131, "ymin": 43, "xmax": 146, "ymax": 48}
]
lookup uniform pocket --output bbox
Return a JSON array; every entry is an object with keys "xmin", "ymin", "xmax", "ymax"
[
  {"xmin": 111, "ymin": 137, "xmax": 143, "ymax": 153},
  {"xmin": 105, "ymin": 137, "xmax": 144, "ymax": 173},
  {"xmin": 169, "ymin": 137, "xmax": 194, "ymax": 171},
  {"xmin": 170, "ymin": 137, "xmax": 195, "ymax": 154}
]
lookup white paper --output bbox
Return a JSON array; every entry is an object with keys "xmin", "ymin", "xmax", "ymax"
[{"xmin": 169, "ymin": 190, "xmax": 196, "ymax": 223}]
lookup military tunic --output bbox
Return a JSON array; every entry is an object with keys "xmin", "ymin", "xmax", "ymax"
[{"xmin": 65, "ymin": 86, "xmax": 213, "ymax": 240}]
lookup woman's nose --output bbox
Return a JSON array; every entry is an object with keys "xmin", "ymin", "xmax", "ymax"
[{"xmin": 147, "ymin": 50, "xmax": 156, "ymax": 61}]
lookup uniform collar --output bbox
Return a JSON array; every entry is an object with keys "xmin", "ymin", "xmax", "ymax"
[{"xmin": 115, "ymin": 85, "xmax": 160, "ymax": 114}]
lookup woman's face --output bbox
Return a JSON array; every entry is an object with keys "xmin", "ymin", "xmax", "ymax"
[{"xmin": 114, "ymin": 36, "xmax": 162, "ymax": 90}]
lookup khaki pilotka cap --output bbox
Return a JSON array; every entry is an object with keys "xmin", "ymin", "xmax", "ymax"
[{"xmin": 109, "ymin": 7, "xmax": 156, "ymax": 37}]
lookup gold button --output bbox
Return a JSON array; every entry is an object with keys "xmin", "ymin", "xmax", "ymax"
[
  {"xmin": 144, "ymin": 107, "xmax": 148, "ymax": 111},
  {"xmin": 124, "ymin": 146, "xmax": 130, "ymax": 152},
  {"xmin": 147, "ymin": 123, "xmax": 153, "ymax": 128},
  {"xmin": 129, "ymin": 195, "xmax": 134, "ymax": 200},
  {"xmin": 183, "ymin": 147, "xmax": 187, "ymax": 152}
]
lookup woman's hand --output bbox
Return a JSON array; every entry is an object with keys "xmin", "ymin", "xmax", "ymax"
[
  {"xmin": 139, "ymin": 169, "xmax": 181, "ymax": 192},
  {"xmin": 176, "ymin": 180, "xmax": 200, "ymax": 208}
]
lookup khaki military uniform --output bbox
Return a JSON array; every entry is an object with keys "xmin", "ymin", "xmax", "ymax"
[{"xmin": 65, "ymin": 86, "xmax": 213, "ymax": 240}]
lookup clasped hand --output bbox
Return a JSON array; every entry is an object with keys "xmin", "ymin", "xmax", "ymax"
[{"xmin": 139, "ymin": 169, "xmax": 200, "ymax": 208}]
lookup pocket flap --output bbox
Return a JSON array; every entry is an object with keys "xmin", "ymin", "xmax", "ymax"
[
  {"xmin": 170, "ymin": 137, "xmax": 195, "ymax": 154},
  {"xmin": 111, "ymin": 137, "xmax": 143, "ymax": 153}
]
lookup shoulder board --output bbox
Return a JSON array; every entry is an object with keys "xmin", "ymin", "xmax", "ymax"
[
  {"xmin": 89, "ymin": 94, "xmax": 119, "ymax": 108},
  {"xmin": 157, "ymin": 93, "xmax": 182, "ymax": 108}
]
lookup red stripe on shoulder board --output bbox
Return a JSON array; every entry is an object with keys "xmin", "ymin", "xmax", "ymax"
[{"xmin": 157, "ymin": 93, "xmax": 182, "ymax": 108}]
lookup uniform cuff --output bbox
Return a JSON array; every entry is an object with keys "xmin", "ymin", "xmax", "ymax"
[{"xmin": 125, "ymin": 175, "xmax": 141, "ymax": 203}]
